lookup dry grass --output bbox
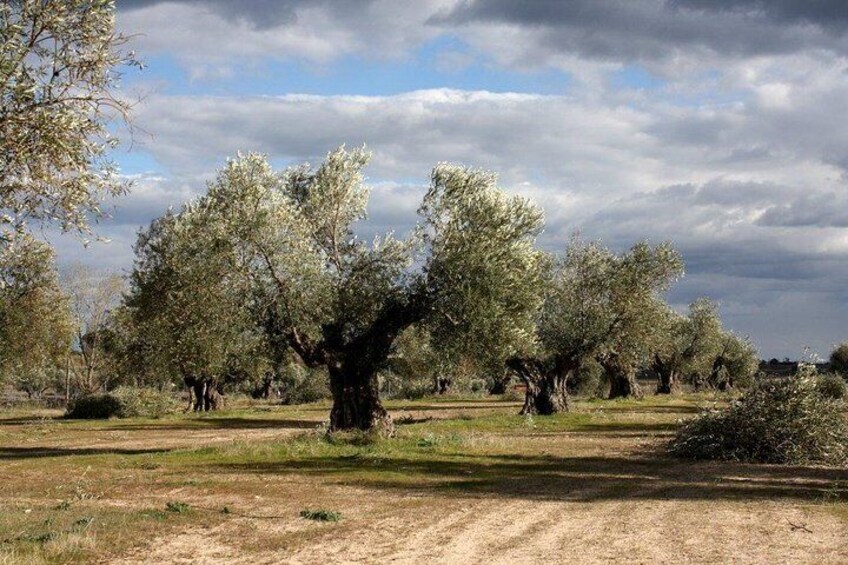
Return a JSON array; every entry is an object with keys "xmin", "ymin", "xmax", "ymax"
[{"xmin": 0, "ymin": 394, "xmax": 846, "ymax": 564}]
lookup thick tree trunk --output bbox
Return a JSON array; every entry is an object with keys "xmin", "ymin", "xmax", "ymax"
[
  {"xmin": 602, "ymin": 356, "xmax": 642, "ymax": 399},
  {"xmin": 506, "ymin": 357, "xmax": 571, "ymax": 415},
  {"xmin": 328, "ymin": 365, "xmax": 391, "ymax": 432},
  {"xmin": 655, "ymin": 370, "xmax": 677, "ymax": 394},
  {"xmin": 183, "ymin": 375, "xmax": 222, "ymax": 412},
  {"xmin": 434, "ymin": 376, "xmax": 452, "ymax": 395},
  {"xmin": 607, "ymin": 372, "xmax": 642, "ymax": 399}
]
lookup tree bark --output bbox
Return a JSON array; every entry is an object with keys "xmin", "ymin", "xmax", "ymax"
[
  {"xmin": 602, "ymin": 356, "xmax": 642, "ymax": 399},
  {"xmin": 263, "ymin": 291, "xmax": 428, "ymax": 433},
  {"xmin": 655, "ymin": 370, "xmax": 677, "ymax": 394},
  {"xmin": 488, "ymin": 372, "xmax": 511, "ymax": 395},
  {"xmin": 434, "ymin": 376, "xmax": 452, "ymax": 395},
  {"xmin": 653, "ymin": 355, "xmax": 677, "ymax": 394},
  {"xmin": 506, "ymin": 357, "xmax": 571, "ymax": 415},
  {"xmin": 183, "ymin": 375, "xmax": 221, "ymax": 412},
  {"xmin": 328, "ymin": 364, "xmax": 391, "ymax": 432}
]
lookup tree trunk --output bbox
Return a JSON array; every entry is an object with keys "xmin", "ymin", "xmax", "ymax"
[
  {"xmin": 488, "ymin": 372, "xmax": 511, "ymax": 395},
  {"xmin": 252, "ymin": 376, "xmax": 274, "ymax": 399},
  {"xmin": 434, "ymin": 376, "xmax": 452, "ymax": 395},
  {"xmin": 607, "ymin": 372, "xmax": 642, "ymax": 398},
  {"xmin": 183, "ymin": 376, "xmax": 221, "ymax": 412},
  {"xmin": 506, "ymin": 357, "xmax": 570, "ymax": 416},
  {"xmin": 602, "ymin": 356, "xmax": 642, "ymax": 399},
  {"xmin": 328, "ymin": 365, "xmax": 391, "ymax": 433},
  {"xmin": 655, "ymin": 370, "xmax": 677, "ymax": 394}
]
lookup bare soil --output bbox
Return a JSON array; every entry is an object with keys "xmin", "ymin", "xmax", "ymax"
[{"xmin": 1, "ymin": 397, "xmax": 846, "ymax": 564}]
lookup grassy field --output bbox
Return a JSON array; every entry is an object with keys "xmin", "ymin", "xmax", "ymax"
[{"xmin": 0, "ymin": 393, "xmax": 846, "ymax": 564}]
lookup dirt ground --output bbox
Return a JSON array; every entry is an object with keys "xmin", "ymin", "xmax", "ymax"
[{"xmin": 1, "ymin": 396, "xmax": 846, "ymax": 564}]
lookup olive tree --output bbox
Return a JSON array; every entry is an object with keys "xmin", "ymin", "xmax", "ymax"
[
  {"xmin": 1, "ymin": 0, "xmax": 138, "ymax": 238},
  {"xmin": 652, "ymin": 298, "xmax": 723, "ymax": 394},
  {"xmin": 131, "ymin": 148, "xmax": 546, "ymax": 431},
  {"xmin": 508, "ymin": 239, "xmax": 683, "ymax": 414},
  {"xmin": 707, "ymin": 332, "xmax": 759, "ymax": 391},
  {"xmin": 0, "ymin": 233, "xmax": 73, "ymax": 397},
  {"xmin": 125, "ymin": 208, "xmax": 257, "ymax": 411},
  {"xmin": 830, "ymin": 342, "xmax": 848, "ymax": 378}
]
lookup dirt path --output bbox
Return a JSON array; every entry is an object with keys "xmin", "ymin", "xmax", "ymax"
[
  {"xmin": 285, "ymin": 500, "xmax": 847, "ymax": 564},
  {"xmin": 119, "ymin": 495, "xmax": 847, "ymax": 564}
]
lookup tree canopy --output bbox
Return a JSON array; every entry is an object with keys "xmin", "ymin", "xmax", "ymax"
[
  {"xmin": 509, "ymin": 238, "xmax": 684, "ymax": 414},
  {"xmin": 0, "ymin": 232, "xmax": 72, "ymax": 396},
  {"xmin": 126, "ymin": 147, "xmax": 547, "ymax": 430},
  {"xmin": 1, "ymin": 0, "xmax": 137, "ymax": 239}
]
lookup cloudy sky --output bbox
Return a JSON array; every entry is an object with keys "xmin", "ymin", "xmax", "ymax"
[{"xmin": 56, "ymin": 0, "xmax": 848, "ymax": 359}]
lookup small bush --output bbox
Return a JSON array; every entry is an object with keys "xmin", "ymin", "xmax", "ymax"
[
  {"xmin": 499, "ymin": 388, "xmax": 523, "ymax": 402},
  {"xmin": 816, "ymin": 374, "xmax": 848, "ymax": 400},
  {"xmin": 165, "ymin": 501, "xmax": 190, "ymax": 514},
  {"xmin": 110, "ymin": 387, "xmax": 178, "ymax": 418},
  {"xmin": 281, "ymin": 374, "xmax": 331, "ymax": 405},
  {"xmin": 670, "ymin": 377, "xmax": 848, "ymax": 465},
  {"xmin": 394, "ymin": 376, "xmax": 434, "ymax": 400},
  {"xmin": 66, "ymin": 387, "xmax": 177, "ymax": 419},
  {"xmin": 65, "ymin": 394, "xmax": 122, "ymax": 419},
  {"xmin": 300, "ymin": 508, "xmax": 341, "ymax": 522}
]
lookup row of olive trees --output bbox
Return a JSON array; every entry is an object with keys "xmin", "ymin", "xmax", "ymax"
[
  {"xmin": 115, "ymin": 147, "xmax": 762, "ymax": 429},
  {"xmin": 0, "ymin": 0, "xmax": 763, "ymax": 430},
  {"xmin": 504, "ymin": 240, "xmax": 759, "ymax": 415}
]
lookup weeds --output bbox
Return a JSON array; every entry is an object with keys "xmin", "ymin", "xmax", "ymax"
[
  {"xmin": 299, "ymin": 509, "xmax": 341, "ymax": 522},
  {"xmin": 165, "ymin": 501, "xmax": 190, "ymax": 514}
]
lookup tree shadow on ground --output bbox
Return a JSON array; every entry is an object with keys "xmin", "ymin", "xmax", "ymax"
[
  {"xmin": 514, "ymin": 421, "xmax": 681, "ymax": 439},
  {"xmin": 589, "ymin": 404, "xmax": 702, "ymax": 414},
  {"xmin": 0, "ymin": 416, "xmax": 65, "ymax": 426},
  {"xmin": 0, "ymin": 446, "xmax": 169, "ymax": 460},
  {"xmin": 96, "ymin": 418, "xmax": 322, "ymax": 432},
  {"xmin": 211, "ymin": 451, "xmax": 848, "ymax": 504}
]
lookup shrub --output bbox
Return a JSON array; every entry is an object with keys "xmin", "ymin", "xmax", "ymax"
[
  {"xmin": 111, "ymin": 387, "xmax": 178, "ymax": 418},
  {"xmin": 300, "ymin": 508, "xmax": 341, "ymax": 522},
  {"xmin": 66, "ymin": 387, "xmax": 177, "ymax": 419},
  {"xmin": 816, "ymin": 374, "xmax": 848, "ymax": 400},
  {"xmin": 830, "ymin": 342, "xmax": 848, "ymax": 377},
  {"xmin": 165, "ymin": 501, "xmax": 190, "ymax": 514},
  {"xmin": 65, "ymin": 394, "xmax": 122, "ymax": 419},
  {"xmin": 281, "ymin": 374, "xmax": 331, "ymax": 405},
  {"xmin": 670, "ymin": 377, "xmax": 848, "ymax": 465}
]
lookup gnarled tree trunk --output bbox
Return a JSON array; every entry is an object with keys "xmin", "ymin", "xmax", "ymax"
[
  {"xmin": 506, "ymin": 357, "xmax": 571, "ymax": 415},
  {"xmin": 602, "ymin": 356, "xmax": 642, "ymax": 399},
  {"xmin": 434, "ymin": 376, "xmax": 452, "ymax": 395},
  {"xmin": 328, "ymin": 364, "xmax": 390, "ymax": 432},
  {"xmin": 653, "ymin": 355, "xmax": 677, "ymax": 394},
  {"xmin": 184, "ymin": 375, "xmax": 222, "ymax": 412}
]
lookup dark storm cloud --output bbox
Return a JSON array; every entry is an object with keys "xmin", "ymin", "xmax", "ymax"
[
  {"xmin": 671, "ymin": 0, "xmax": 848, "ymax": 31},
  {"xmin": 435, "ymin": 0, "xmax": 848, "ymax": 61},
  {"xmin": 118, "ymin": 0, "xmax": 375, "ymax": 29},
  {"xmin": 757, "ymin": 192, "xmax": 848, "ymax": 228}
]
